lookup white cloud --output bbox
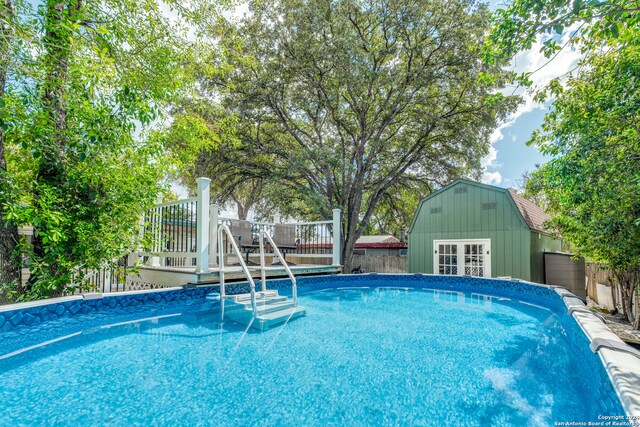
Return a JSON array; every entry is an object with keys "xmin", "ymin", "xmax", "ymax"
[
  {"xmin": 482, "ymin": 23, "xmax": 584, "ymax": 179},
  {"xmin": 481, "ymin": 143, "xmax": 498, "ymax": 168},
  {"xmin": 482, "ymin": 171, "xmax": 503, "ymax": 185}
]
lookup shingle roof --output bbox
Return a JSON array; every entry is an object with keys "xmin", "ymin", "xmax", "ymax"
[{"xmin": 508, "ymin": 189, "xmax": 550, "ymax": 233}]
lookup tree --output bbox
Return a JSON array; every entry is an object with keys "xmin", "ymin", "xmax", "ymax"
[
  {"xmin": 0, "ymin": 0, "xmax": 224, "ymax": 300},
  {"xmin": 487, "ymin": 0, "xmax": 639, "ymax": 56},
  {"xmin": 182, "ymin": 122, "xmax": 309, "ymax": 221},
  {"xmin": 365, "ymin": 183, "xmax": 425, "ymax": 237},
  {"xmin": 187, "ymin": 152, "xmax": 272, "ymax": 221},
  {"xmin": 524, "ymin": 34, "xmax": 640, "ymax": 326},
  {"xmin": 0, "ymin": 0, "xmax": 20, "ymax": 288},
  {"xmin": 487, "ymin": 0, "xmax": 640, "ymax": 327},
  {"xmin": 206, "ymin": 0, "xmax": 517, "ymax": 271},
  {"xmin": 170, "ymin": 100, "xmax": 273, "ymax": 220}
]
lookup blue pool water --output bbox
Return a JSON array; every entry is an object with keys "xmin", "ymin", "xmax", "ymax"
[{"xmin": 0, "ymin": 276, "xmax": 624, "ymax": 426}]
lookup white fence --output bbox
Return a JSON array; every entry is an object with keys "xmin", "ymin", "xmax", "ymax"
[{"xmin": 136, "ymin": 177, "xmax": 342, "ymax": 271}]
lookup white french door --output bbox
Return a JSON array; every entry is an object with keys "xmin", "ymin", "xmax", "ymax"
[{"xmin": 433, "ymin": 239, "xmax": 491, "ymax": 278}]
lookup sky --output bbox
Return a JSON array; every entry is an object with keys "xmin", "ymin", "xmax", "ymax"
[{"xmin": 480, "ymin": 2, "xmax": 583, "ymax": 189}]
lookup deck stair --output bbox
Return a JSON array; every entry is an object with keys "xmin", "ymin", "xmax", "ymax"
[{"xmin": 222, "ymin": 290, "xmax": 306, "ymax": 330}]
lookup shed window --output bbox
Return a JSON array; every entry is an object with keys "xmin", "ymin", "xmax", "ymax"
[
  {"xmin": 454, "ymin": 186, "xmax": 468, "ymax": 194},
  {"xmin": 482, "ymin": 202, "xmax": 497, "ymax": 210},
  {"xmin": 430, "ymin": 207, "xmax": 442, "ymax": 214}
]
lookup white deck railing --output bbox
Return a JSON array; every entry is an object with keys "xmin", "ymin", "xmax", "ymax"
[
  {"xmin": 135, "ymin": 178, "xmax": 207, "ymax": 270},
  {"xmin": 136, "ymin": 177, "xmax": 342, "ymax": 272},
  {"xmin": 214, "ymin": 211, "xmax": 341, "ymax": 263}
]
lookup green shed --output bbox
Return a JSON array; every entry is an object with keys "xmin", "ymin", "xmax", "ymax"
[{"xmin": 408, "ymin": 179, "xmax": 562, "ymax": 283}]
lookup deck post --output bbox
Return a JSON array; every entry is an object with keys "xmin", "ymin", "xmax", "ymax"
[
  {"xmin": 209, "ymin": 204, "xmax": 218, "ymax": 267},
  {"xmin": 195, "ymin": 177, "xmax": 211, "ymax": 273},
  {"xmin": 272, "ymin": 213, "xmax": 282, "ymax": 264},
  {"xmin": 149, "ymin": 196, "xmax": 162, "ymax": 267},
  {"xmin": 332, "ymin": 208, "xmax": 341, "ymax": 266},
  {"xmin": 132, "ymin": 216, "xmax": 144, "ymax": 266}
]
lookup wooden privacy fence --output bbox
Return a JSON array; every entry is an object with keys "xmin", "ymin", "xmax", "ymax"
[
  {"xmin": 351, "ymin": 254, "xmax": 407, "ymax": 274},
  {"xmin": 586, "ymin": 262, "xmax": 616, "ymax": 305},
  {"xmin": 585, "ymin": 262, "xmax": 627, "ymax": 313}
]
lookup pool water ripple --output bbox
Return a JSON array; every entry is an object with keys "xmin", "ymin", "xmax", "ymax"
[{"xmin": 0, "ymin": 284, "xmax": 623, "ymax": 426}]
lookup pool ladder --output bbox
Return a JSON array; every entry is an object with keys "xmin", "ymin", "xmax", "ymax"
[{"xmin": 215, "ymin": 225, "xmax": 306, "ymax": 330}]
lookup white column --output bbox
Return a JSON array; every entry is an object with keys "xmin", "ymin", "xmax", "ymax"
[
  {"xmin": 209, "ymin": 204, "xmax": 218, "ymax": 268},
  {"xmin": 149, "ymin": 196, "xmax": 162, "ymax": 267},
  {"xmin": 195, "ymin": 177, "xmax": 211, "ymax": 273},
  {"xmin": 332, "ymin": 208, "xmax": 341, "ymax": 266},
  {"xmin": 271, "ymin": 213, "xmax": 282, "ymax": 264},
  {"xmin": 132, "ymin": 217, "xmax": 144, "ymax": 266},
  {"xmin": 259, "ymin": 232, "xmax": 267, "ymax": 292}
]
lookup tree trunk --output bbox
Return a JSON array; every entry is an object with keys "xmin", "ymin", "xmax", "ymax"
[
  {"xmin": 0, "ymin": 0, "xmax": 21, "ymax": 290},
  {"xmin": 341, "ymin": 227, "xmax": 358, "ymax": 273},
  {"xmin": 622, "ymin": 286, "xmax": 634, "ymax": 324},
  {"xmin": 41, "ymin": 0, "xmax": 82, "ymax": 166},
  {"xmin": 613, "ymin": 268, "xmax": 639, "ymax": 327},
  {"xmin": 340, "ymin": 176, "xmax": 390, "ymax": 273},
  {"xmin": 236, "ymin": 201, "xmax": 248, "ymax": 220},
  {"xmin": 341, "ymin": 200, "xmax": 365, "ymax": 273},
  {"xmin": 631, "ymin": 270, "xmax": 640, "ymax": 330},
  {"xmin": 30, "ymin": 0, "xmax": 82, "ymax": 290}
]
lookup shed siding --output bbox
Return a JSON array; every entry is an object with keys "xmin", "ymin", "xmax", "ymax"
[
  {"xmin": 408, "ymin": 182, "xmax": 532, "ymax": 280},
  {"xmin": 530, "ymin": 232, "xmax": 563, "ymax": 283}
]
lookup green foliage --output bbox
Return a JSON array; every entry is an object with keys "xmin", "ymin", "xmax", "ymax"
[
  {"xmin": 173, "ymin": 99, "xmax": 311, "ymax": 221},
  {"xmin": 488, "ymin": 1, "xmax": 640, "ymax": 325},
  {"xmin": 485, "ymin": 0, "xmax": 640, "ymax": 96},
  {"xmin": 521, "ymin": 27, "xmax": 640, "ymax": 323},
  {"xmin": 194, "ymin": 0, "xmax": 518, "ymax": 268},
  {"xmin": 159, "ymin": 110, "xmax": 237, "ymax": 176},
  {"xmin": 0, "ymin": 0, "xmax": 224, "ymax": 300},
  {"xmin": 525, "ymin": 29, "xmax": 640, "ymax": 268},
  {"xmin": 486, "ymin": 0, "xmax": 640, "ymax": 61},
  {"xmin": 365, "ymin": 185, "xmax": 424, "ymax": 237}
]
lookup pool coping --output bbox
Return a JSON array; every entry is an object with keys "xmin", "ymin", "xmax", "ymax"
[
  {"xmin": 2, "ymin": 273, "xmax": 639, "ymax": 417},
  {"xmin": 0, "ymin": 286, "xmax": 186, "ymax": 314},
  {"xmin": 553, "ymin": 286, "xmax": 640, "ymax": 417}
]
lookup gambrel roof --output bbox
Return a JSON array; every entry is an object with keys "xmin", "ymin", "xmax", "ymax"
[
  {"xmin": 409, "ymin": 179, "xmax": 552, "ymax": 234},
  {"xmin": 508, "ymin": 189, "xmax": 550, "ymax": 233}
]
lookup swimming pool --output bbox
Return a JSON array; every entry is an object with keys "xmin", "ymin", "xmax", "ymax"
[{"xmin": 0, "ymin": 275, "xmax": 632, "ymax": 425}]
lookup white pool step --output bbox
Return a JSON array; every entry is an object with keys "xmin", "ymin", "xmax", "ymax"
[
  {"xmin": 222, "ymin": 291, "xmax": 306, "ymax": 330},
  {"xmin": 230, "ymin": 290, "xmax": 279, "ymax": 302}
]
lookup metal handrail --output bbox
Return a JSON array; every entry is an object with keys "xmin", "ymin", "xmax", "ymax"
[
  {"xmin": 258, "ymin": 229, "xmax": 298, "ymax": 306},
  {"xmin": 218, "ymin": 224, "xmax": 257, "ymax": 314}
]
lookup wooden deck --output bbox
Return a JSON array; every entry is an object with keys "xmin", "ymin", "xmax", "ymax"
[
  {"xmin": 199, "ymin": 264, "xmax": 341, "ymax": 283},
  {"xmin": 129, "ymin": 263, "xmax": 341, "ymax": 289}
]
